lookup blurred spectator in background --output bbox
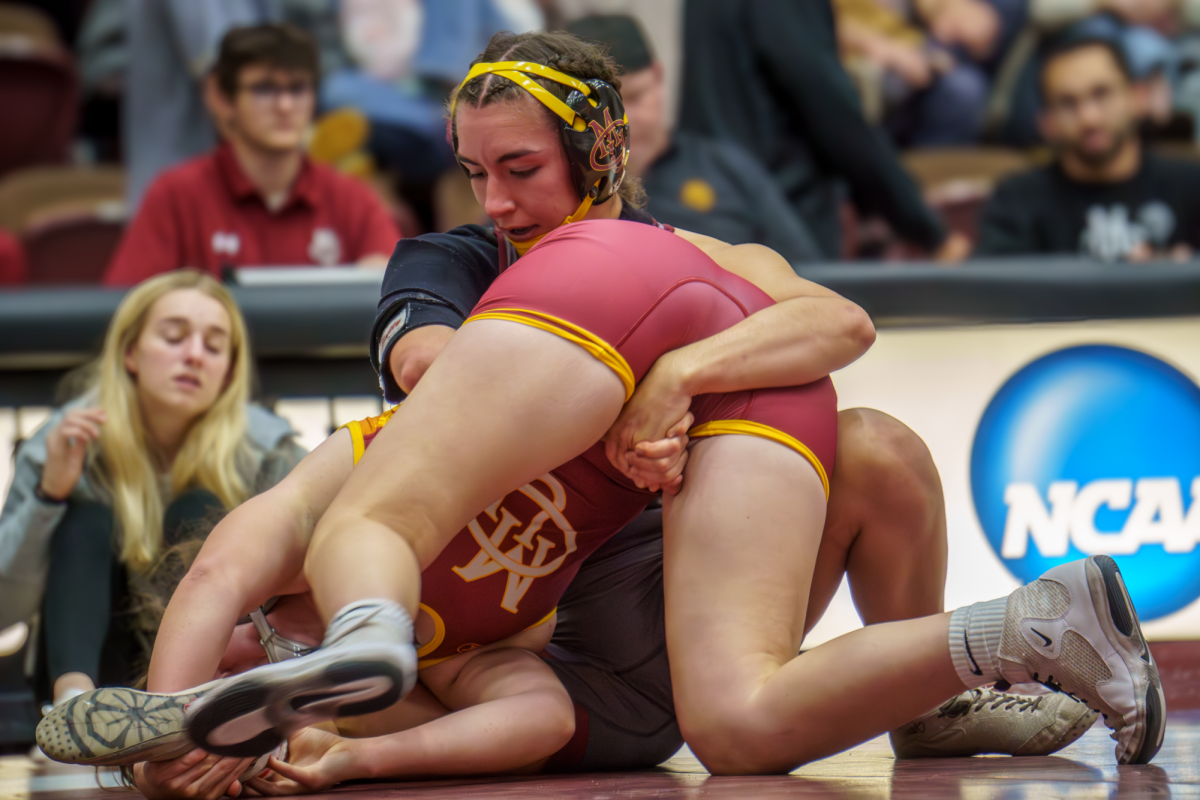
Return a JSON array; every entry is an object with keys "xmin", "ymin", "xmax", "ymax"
[
  {"xmin": 677, "ymin": 0, "xmax": 969, "ymax": 261},
  {"xmin": 976, "ymin": 37, "xmax": 1200, "ymax": 260},
  {"xmin": 75, "ymin": 0, "xmax": 126, "ymax": 163},
  {"xmin": 123, "ymin": 0, "xmax": 274, "ymax": 210},
  {"xmin": 835, "ymin": 0, "xmax": 1025, "ymax": 147},
  {"xmin": 318, "ymin": 0, "xmax": 539, "ymax": 196},
  {"xmin": 1002, "ymin": 2, "xmax": 1187, "ymax": 146},
  {"xmin": 567, "ymin": 15, "xmax": 821, "ymax": 263},
  {"xmin": 552, "ymin": 1, "xmax": 685, "ymax": 128},
  {"xmin": 0, "ymin": 271, "xmax": 305, "ymax": 708},
  {"xmin": 104, "ymin": 24, "xmax": 400, "ymax": 286},
  {"xmin": 0, "ymin": 230, "xmax": 29, "ymax": 286}
]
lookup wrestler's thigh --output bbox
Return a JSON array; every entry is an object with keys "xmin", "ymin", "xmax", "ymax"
[
  {"xmin": 662, "ymin": 436, "xmax": 826, "ymax": 716},
  {"xmin": 804, "ymin": 408, "xmax": 873, "ymax": 634},
  {"xmin": 321, "ymin": 321, "xmax": 625, "ymax": 561},
  {"xmin": 803, "ymin": 408, "xmax": 946, "ymax": 632}
]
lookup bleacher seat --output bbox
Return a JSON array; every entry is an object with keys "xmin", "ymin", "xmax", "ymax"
[
  {"xmin": 0, "ymin": 166, "xmax": 126, "ymax": 284},
  {"xmin": 0, "ymin": 3, "xmax": 59, "ymax": 47},
  {"xmin": 902, "ymin": 147, "xmax": 1031, "ymax": 201},
  {"xmin": 902, "ymin": 147, "xmax": 1032, "ymax": 250},
  {"xmin": 0, "ymin": 3, "xmax": 77, "ymax": 179}
]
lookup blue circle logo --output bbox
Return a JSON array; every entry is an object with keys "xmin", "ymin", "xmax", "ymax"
[{"xmin": 971, "ymin": 345, "xmax": 1200, "ymax": 620}]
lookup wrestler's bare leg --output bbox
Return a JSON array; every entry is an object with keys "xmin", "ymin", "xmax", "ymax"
[
  {"xmin": 306, "ymin": 320, "xmax": 626, "ymax": 621},
  {"xmin": 806, "ymin": 408, "xmax": 947, "ymax": 633},
  {"xmin": 662, "ymin": 435, "xmax": 962, "ymax": 775}
]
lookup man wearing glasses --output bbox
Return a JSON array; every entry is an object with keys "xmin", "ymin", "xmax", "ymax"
[
  {"xmin": 105, "ymin": 24, "xmax": 400, "ymax": 286},
  {"xmin": 975, "ymin": 35, "xmax": 1200, "ymax": 263}
]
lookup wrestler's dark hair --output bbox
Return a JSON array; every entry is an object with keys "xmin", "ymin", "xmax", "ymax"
[
  {"xmin": 126, "ymin": 510, "xmax": 225, "ymax": 676},
  {"xmin": 451, "ymin": 30, "xmax": 646, "ymax": 208},
  {"xmin": 213, "ymin": 23, "xmax": 319, "ymax": 99},
  {"xmin": 116, "ymin": 524, "xmax": 218, "ymax": 791}
]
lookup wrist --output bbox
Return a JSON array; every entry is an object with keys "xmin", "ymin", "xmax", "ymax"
[
  {"xmin": 662, "ymin": 347, "xmax": 704, "ymax": 398},
  {"xmin": 35, "ymin": 481, "xmax": 69, "ymax": 504},
  {"xmin": 340, "ymin": 739, "xmax": 371, "ymax": 780}
]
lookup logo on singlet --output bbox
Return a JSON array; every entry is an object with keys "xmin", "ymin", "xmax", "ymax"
[
  {"xmin": 588, "ymin": 108, "xmax": 627, "ymax": 172},
  {"xmin": 453, "ymin": 473, "xmax": 578, "ymax": 613}
]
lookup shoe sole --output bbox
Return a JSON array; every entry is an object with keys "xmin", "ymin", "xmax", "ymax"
[
  {"xmin": 35, "ymin": 687, "xmax": 202, "ymax": 766},
  {"xmin": 186, "ymin": 647, "xmax": 410, "ymax": 758},
  {"xmin": 1091, "ymin": 555, "xmax": 1166, "ymax": 765}
]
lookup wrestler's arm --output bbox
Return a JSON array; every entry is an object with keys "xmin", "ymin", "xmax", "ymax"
[
  {"xmin": 605, "ymin": 232, "xmax": 874, "ymax": 490},
  {"xmin": 147, "ymin": 429, "xmax": 355, "ymax": 693},
  {"xmin": 673, "ymin": 229, "xmax": 877, "ymax": 389}
]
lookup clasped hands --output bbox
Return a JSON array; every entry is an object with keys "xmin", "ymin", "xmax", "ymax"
[{"xmin": 603, "ymin": 352, "xmax": 695, "ymax": 496}]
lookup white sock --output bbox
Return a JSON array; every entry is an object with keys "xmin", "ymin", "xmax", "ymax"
[
  {"xmin": 323, "ymin": 599, "xmax": 414, "ymax": 648},
  {"xmin": 947, "ymin": 597, "xmax": 1008, "ymax": 689}
]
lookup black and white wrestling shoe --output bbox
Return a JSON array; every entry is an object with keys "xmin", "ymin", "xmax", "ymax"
[
  {"xmin": 185, "ymin": 599, "xmax": 418, "ymax": 758},
  {"xmin": 997, "ymin": 556, "xmax": 1165, "ymax": 765}
]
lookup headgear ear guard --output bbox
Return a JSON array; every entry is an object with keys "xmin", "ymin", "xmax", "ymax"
[{"xmin": 452, "ymin": 61, "xmax": 631, "ymax": 206}]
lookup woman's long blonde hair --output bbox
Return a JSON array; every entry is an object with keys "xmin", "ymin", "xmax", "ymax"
[{"xmin": 95, "ymin": 270, "xmax": 253, "ymax": 572}]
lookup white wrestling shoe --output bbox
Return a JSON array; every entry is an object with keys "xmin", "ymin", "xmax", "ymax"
[
  {"xmin": 890, "ymin": 688, "xmax": 1098, "ymax": 758},
  {"xmin": 36, "ymin": 682, "xmax": 219, "ymax": 766},
  {"xmin": 997, "ymin": 555, "xmax": 1165, "ymax": 765},
  {"xmin": 185, "ymin": 600, "xmax": 418, "ymax": 759}
]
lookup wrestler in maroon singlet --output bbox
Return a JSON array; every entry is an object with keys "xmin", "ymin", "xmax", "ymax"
[{"xmin": 345, "ymin": 218, "xmax": 837, "ymax": 667}]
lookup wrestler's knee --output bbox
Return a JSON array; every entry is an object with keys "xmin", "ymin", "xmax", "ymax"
[
  {"xmin": 836, "ymin": 408, "xmax": 942, "ymax": 531},
  {"xmin": 676, "ymin": 698, "xmax": 812, "ymax": 775}
]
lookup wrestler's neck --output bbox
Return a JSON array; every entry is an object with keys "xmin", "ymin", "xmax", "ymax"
[{"xmin": 584, "ymin": 193, "xmax": 623, "ymax": 221}]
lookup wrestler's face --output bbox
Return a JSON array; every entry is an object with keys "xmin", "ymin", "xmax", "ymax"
[{"xmin": 455, "ymin": 96, "xmax": 582, "ymax": 245}]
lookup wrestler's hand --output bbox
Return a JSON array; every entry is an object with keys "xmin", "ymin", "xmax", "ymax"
[
  {"xmin": 604, "ymin": 353, "xmax": 695, "ymax": 495},
  {"xmin": 134, "ymin": 749, "xmax": 257, "ymax": 800},
  {"xmin": 244, "ymin": 728, "xmax": 358, "ymax": 796}
]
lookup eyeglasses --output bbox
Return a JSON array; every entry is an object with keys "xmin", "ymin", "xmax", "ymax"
[{"xmin": 240, "ymin": 79, "xmax": 314, "ymax": 105}]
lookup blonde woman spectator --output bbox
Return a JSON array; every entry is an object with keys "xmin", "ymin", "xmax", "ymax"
[{"xmin": 0, "ymin": 271, "xmax": 305, "ymax": 709}]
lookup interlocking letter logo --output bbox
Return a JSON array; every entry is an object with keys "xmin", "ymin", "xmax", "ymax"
[
  {"xmin": 588, "ymin": 108, "xmax": 627, "ymax": 172},
  {"xmin": 452, "ymin": 474, "xmax": 578, "ymax": 613}
]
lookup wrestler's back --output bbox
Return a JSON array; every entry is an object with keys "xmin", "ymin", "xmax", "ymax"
[{"xmin": 479, "ymin": 219, "xmax": 778, "ymax": 382}]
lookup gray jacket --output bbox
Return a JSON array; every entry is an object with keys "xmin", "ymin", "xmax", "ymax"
[{"xmin": 0, "ymin": 395, "xmax": 306, "ymax": 629}]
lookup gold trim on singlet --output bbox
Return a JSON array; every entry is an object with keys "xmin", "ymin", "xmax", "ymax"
[
  {"xmin": 688, "ymin": 420, "xmax": 830, "ymax": 500},
  {"xmin": 416, "ymin": 602, "xmax": 446, "ymax": 661},
  {"xmin": 415, "ymin": 606, "xmax": 559, "ymax": 670},
  {"xmin": 338, "ymin": 407, "xmax": 398, "ymax": 465},
  {"xmin": 464, "ymin": 308, "xmax": 635, "ymax": 400}
]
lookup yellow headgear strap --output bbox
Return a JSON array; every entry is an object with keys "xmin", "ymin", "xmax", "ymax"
[
  {"xmin": 451, "ymin": 61, "xmax": 598, "ymax": 131},
  {"xmin": 452, "ymin": 61, "xmax": 617, "ymax": 256},
  {"xmin": 509, "ymin": 192, "xmax": 596, "ymax": 256}
]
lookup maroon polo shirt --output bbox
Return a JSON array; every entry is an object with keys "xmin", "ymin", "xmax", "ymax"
[
  {"xmin": 0, "ymin": 227, "xmax": 28, "ymax": 285},
  {"xmin": 104, "ymin": 144, "xmax": 401, "ymax": 286}
]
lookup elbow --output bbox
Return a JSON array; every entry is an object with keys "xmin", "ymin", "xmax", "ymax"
[
  {"xmin": 846, "ymin": 302, "xmax": 876, "ymax": 355},
  {"xmin": 177, "ymin": 556, "xmax": 234, "ymax": 597}
]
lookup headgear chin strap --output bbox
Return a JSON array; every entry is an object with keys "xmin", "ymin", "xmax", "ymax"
[{"xmin": 452, "ymin": 61, "xmax": 630, "ymax": 254}]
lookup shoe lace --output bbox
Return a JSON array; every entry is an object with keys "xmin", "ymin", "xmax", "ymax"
[{"xmin": 937, "ymin": 688, "xmax": 1044, "ymax": 719}]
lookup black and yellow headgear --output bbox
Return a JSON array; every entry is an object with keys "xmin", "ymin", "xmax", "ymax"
[{"xmin": 451, "ymin": 61, "xmax": 631, "ymax": 249}]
